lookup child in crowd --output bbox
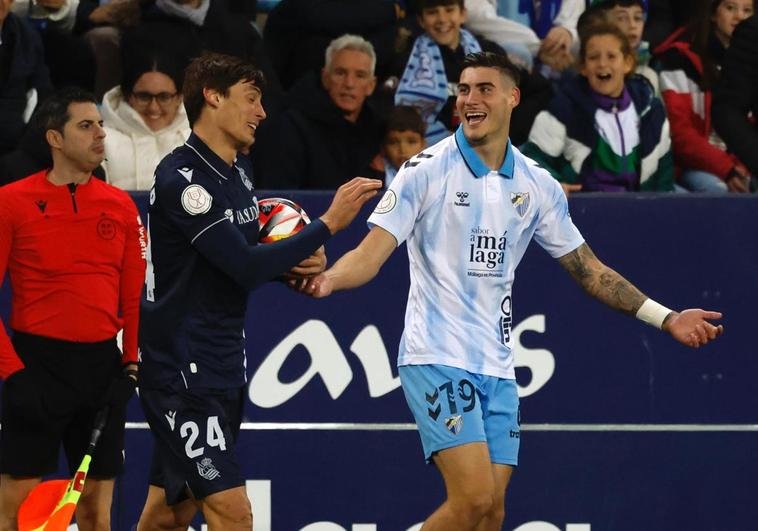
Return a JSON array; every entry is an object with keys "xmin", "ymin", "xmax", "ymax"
[
  {"xmin": 522, "ymin": 23, "xmax": 673, "ymax": 194},
  {"xmin": 392, "ymin": 0, "xmax": 504, "ymax": 144},
  {"xmin": 592, "ymin": 0, "xmax": 660, "ymax": 93},
  {"xmin": 655, "ymin": 0, "xmax": 754, "ymax": 192},
  {"xmin": 371, "ymin": 105, "xmax": 427, "ymax": 187}
]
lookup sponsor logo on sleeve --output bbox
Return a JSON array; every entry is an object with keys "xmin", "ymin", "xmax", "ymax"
[{"xmin": 178, "ymin": 167, "xmax": 194, "ymax": 182}]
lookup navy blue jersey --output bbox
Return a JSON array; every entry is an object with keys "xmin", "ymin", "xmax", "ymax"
[{"xmin": 139, "ymin": 133, "xmax": 331, "ymax": 391}]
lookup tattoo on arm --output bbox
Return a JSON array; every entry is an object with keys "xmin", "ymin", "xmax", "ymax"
[{"xmin": 557, "ymin": 243, "xmax": 648, "ymax": 316}]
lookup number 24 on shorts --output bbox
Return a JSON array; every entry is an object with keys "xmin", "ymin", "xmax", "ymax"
[
  {"xmin": 179, "ymin": 416, "xmax": 227, "ymax": 459},
  {"xmin": 425, "ymin": 379, "xmax": 476, "ymax": 421}
]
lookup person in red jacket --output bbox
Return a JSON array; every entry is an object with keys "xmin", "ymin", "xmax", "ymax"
[
  {"xmin": 655, "ymin": 0, "xmax": 754, "ymax": 192},
  {"xmin": 0, "ymin": 88, "xmax": 147, "ymax": 531}
]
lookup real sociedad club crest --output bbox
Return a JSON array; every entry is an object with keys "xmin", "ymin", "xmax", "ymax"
[
  {"xmin": 511, "ymin": 192, "xmax": 530, "ymax": 217},
  {"xmin": 238, "ymin": 166, "xmax": 253, "ymax": 192},
  {"xmin": 197, "ymin": 458, "xmax": 221, "ymax": 480},
  {"xmin": 445, "ymin": 415, "xmax": 463, "ymax": 435}
]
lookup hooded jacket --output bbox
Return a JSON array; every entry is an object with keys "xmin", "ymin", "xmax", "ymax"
[
  {"xmin": 101, "ymin": 86, "xmax": 190, "ymax": 191},
  {"xmin": 252, "ymin": 72, "xmax": 383, "ymax": 190},
  {"xmin": 523, "ymin": 74, "xmax": 673, "ymax": 192},
  {"xmin": 655, "ymin": 26, "xmax": 744, "ymax": 180}
]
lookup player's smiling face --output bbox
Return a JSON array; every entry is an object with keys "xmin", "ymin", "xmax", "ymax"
[
  {"xmin": 456, "ymin": 66, "xmax": 519, "ymax": 146},
  {"xmin": 580, "ymin": 34, "xmax": 633, "ymax": 98},
  {"xmin": 218, "ymin": 80, "xmax": 266, "ymax": 150},
  {"xmin": 418, "ymin": 2, "xmax": 466, "ymax": 50}
]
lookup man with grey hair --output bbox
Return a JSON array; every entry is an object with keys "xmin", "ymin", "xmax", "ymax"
[{"xmin": 252, "ymin": 33, "xmax": 384, "ymax": 189}]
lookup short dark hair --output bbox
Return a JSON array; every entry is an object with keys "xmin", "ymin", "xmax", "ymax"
[
  {"xmin": 591, "ymin": 0, "xmax": 646, "ymax": 11},
  {"xmin": 182, "ymin": 53, "xmax": 265, "ymax": 127},
  {"xmin": 461, "ymin": 51, "xmax": 521, "ymax": 87},
  {"xmin": 385, "ymin": 105, "xmax": 426, "ymax": 137},
  {"xmin": 31, "ymin": 87, "xmax": 97, "ymax": 135},
  {"xmin": 579, "ymin": 22, "xmax": 637, "ymax": 70},
  {"xmin": 416, "ymin": 0, "xmax": 464, "ymax": 11}
]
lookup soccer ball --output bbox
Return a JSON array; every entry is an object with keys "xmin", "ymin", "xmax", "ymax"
[{"xmin": 258, "ymin": 198, "xmax": 311, "ymax": 243}]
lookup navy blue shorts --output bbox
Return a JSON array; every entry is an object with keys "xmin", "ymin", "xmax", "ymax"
[{"xmin": 140, "ymin": 386, "xmax": 245, "ymax": 505}]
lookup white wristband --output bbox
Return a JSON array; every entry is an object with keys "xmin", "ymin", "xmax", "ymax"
[{"xmin": 636, "ymin": 298, "xmax": 673, "ymax": 330}]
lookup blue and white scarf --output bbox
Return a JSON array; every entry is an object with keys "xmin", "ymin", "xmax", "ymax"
[{"xmin": 395, "ymin": 29, "xmax": 481, "ymax": 145}]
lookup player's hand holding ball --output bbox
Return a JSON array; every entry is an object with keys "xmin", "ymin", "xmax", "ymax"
[
  {"xmin": 258, "ymin": 198, "xmax": 327, "ymax": 284},
  {"xmin": 319, "ymin": 177, "xmax": 383, "ymax": 234}
]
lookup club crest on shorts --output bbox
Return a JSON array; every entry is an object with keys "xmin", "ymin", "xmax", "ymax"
[
  {"xmin": 511, "ymin": 192, "xmax": 530, "ymax": 217},
  {"xmin": 181, "ymin": 184, "xmax": 212, "ymax": 215},
  {"xmin": 445, "ymin": 415, "xmax": 463, "ymax": 435},
  {"xmin": 197, "ymin": 458, "xmax": 221, "ymax": 480}
]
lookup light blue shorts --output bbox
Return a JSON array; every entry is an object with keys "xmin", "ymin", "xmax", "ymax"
[{"xmin": 399, "ymin": 364, "xmax": 520, "ymax": 465}]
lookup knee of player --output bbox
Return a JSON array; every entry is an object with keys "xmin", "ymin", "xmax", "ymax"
[{"xmin": 455, "ymin": 490, "xmax": 496, "ymax": 521}]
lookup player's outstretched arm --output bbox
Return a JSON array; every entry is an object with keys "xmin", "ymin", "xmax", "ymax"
[
  {"xmin": 557, "ymin": 243, "xmax": 723, "ymax": 348},
  {"xmin": 319, "ymin": 177, "xmax": 383, "ymax": 234},
  {"xmin": 301, "ymin": 226, "xmax": 397, "ymax": 298}
]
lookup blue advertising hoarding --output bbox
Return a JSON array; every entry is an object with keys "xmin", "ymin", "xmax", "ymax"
[{"xmin": 2, "ymin": 193, "xmax": 757, "ymax": 530}]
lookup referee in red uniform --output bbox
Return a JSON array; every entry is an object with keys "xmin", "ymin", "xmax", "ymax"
[{"xmin": 0, "ymin": 88, "xmax": 147, "ymax": 531}]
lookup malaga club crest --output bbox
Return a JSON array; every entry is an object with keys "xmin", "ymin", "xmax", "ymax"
[
  {"xmin": 445, "ymin": 415, "xmax": 463, "ymax": 435},
  {"xmin": 511, "ymin": 192, "xmax": 530, "ymax": 217}
]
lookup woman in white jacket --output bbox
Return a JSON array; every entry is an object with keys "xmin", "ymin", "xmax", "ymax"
[{"xmin": 102, "ymin": 50, "xmax": 190, "ymax": 190}]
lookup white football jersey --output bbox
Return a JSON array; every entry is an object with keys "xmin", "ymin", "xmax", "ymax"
[{"xmin": 368, "ymin": 127, "xmax": 585, "ymax": 378}]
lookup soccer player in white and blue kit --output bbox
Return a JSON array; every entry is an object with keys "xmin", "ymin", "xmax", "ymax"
[{"xmin": 301, "ymin": 52, "xmax": 724, "ymax": 530}]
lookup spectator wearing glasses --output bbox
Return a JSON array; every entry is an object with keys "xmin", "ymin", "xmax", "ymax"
[{"xmin": 101, "ymin": 46, "xmax": 190, "ymax": 191}]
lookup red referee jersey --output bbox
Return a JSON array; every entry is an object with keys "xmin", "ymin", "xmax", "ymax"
[{"xmin": 0, "ymin": 171, "xmax": 147, "ymax": 378}]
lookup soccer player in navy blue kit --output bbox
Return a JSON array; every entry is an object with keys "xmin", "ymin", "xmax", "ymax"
[
  {"xmin": 300, "ymin": 52, "xmax": 725, "ymax": 530},
  {"xmin": 136, "ymin": 53, "xmax": 382, "ymax": 531}
]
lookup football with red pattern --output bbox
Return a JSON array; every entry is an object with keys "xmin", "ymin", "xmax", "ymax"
[{"xmin": 257, "ymin": 198, "xmax": 311, "ymax": 243}]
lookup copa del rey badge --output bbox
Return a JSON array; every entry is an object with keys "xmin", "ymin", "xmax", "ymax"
[
  {"xmin": 181, "ymin": 184, "xmax": 213, "ymax": 215},
  {"xmin": 511, "ymin": 192, "xmax": 530, "ymax": 217}
]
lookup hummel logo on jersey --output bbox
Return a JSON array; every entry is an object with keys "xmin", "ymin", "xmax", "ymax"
[
  {"xmin": 165, "ymin": 410, "xmax": 176, "ymax": 431},
  {"xmin": 35, "ymin": 200, "xmax": 47, "ymax": 213},
  {"xmin": 403, "ymin": 151, "xmax": 433, "ymax": 169},
  {"xmin": 178, "ymin": 167, "xmax": 193, "ymax": 182},
  {"xmin": 454, "ymin": 192, "xmax": 470, "ymax": 207}
]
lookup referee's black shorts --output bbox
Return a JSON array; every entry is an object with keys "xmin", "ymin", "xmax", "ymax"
[{"xmin": 0, "ymin": 332, "xmax": 125, "ymax": 478}]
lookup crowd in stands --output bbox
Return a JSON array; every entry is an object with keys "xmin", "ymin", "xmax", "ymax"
[{"xmin": 0, "ymin": 0, "xmax": 756, "ymax": 193}]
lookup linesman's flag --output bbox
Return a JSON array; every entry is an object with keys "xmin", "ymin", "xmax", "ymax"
[{"xmin": 18, "ymin": 408, "xmax": 108, "ymax": 531}]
